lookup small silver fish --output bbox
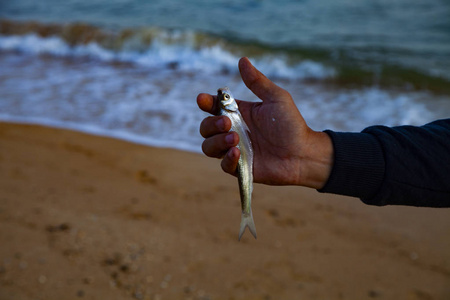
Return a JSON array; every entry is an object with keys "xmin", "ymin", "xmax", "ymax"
[{"xmin": 217, "ymin": 87, "xmax": 257, "ymax": 241}]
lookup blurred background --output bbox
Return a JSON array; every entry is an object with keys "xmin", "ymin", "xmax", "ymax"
[
  {"xmin": 1, "ymin": 0, "xmax": 450, "ymax": 152},
  {"xmin": 1, "ymin": 1, "xmax": 450, "ymax": 300}
]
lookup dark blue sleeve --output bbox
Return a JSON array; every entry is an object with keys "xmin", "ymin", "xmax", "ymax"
[{"xmin": 318, "ymin": 119, "xmax": 450, "ymax": 207}]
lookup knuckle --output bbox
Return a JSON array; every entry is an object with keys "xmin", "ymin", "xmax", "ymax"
[
  {"xmin": 201, "ymin": 139, "xmax": 216, "ymax": 157},
  {"xmin": 220, "ymin": 148, "xmax": 239, "ymax": 175},
  {"xmin": 199, "ymin": 116, "xmax": 215, "ymax": 137},
  {"xmin": 221, "ymin": 116, "xmax": 232, "ymax": 131},
  {"xmin": 202, "ymin": 134, "xmax": 228, "ymax": 158},
  {"xmin": 279, "ymin": 88, "xmax": 292, "ymax": 100},
  {"xmin": 201, "ymin": 140, "xmax": 209, "ymax": 156},
  {"xmin": 200, "ymin": 116, "xmax": 231, "ymax": 138},
  {"xmin": 221, "ymin": 158, "xmax": 233, "ymax": 174}
]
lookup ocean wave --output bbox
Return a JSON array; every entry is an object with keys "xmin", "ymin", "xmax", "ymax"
[
  {"xmin": 1, "ymin": 19, "xmax": 449, "ymax": 93},
  {"xmin": 0, "ymin": 19, "xmax": 335, "ymax": 81},
  {"xmin": 1, "ymin": 39, "xmax": 449, "ymax": 154}
]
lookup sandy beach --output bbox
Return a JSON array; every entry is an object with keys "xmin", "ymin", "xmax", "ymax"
[{"xmin": 0, "ymin": 121, "xmax": 449, "ymax": 300}]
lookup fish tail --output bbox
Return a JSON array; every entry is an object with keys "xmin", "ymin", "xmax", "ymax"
[{"xmin": 238, "ymin": 210, "xmax": 257, "ymax": 241}]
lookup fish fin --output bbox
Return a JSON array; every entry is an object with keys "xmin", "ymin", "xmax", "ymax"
[
  {"xmin": 236, "ymin": 110, "xmax": 251, "ymax": 134},
  {"xmin": 238, "ymin": 210, "xmax": 257, "ymax": 241},
  {"xmin": 242, "ymin": 121, "xmax": 251, "ymax": 134}
]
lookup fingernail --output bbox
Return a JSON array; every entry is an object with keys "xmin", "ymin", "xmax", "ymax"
[
  {"xmin": 228, "ymin": 149, "xmax": 235, "ymax": 159},
  {"xmin": 225, "ymin": 133, "xmax": 235, "ymax": 144},
  {"xmin": 228, "ymin": 147, "xmax": 239, "ymax": 160},
  {"xmin": 216, "ymin": 118, "xmax": 225, "ymax": 131},
  {"xmin": 228, "ymin": 149, "xmax": 237, "ymax": 159}
]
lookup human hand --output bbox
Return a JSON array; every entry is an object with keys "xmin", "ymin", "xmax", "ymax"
[{"xmin": 197, "ymin": 57, "xmax": 333, "ymax": 189}]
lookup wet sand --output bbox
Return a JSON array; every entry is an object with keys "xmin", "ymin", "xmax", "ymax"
[{"xmin": 0, "ymin": 122, "xmax": 449, "ymax": 300}]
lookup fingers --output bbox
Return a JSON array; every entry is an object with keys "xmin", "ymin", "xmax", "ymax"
[
  {"xmin": 202, "ymin": 131, "xmax": 239, "ymax": 158},
  {"xmin": 238, "ymin": 57, "xmax": 290, "ymax": 103},
  {"xmin": 221, "ymin": 147, "xmax": 240, "ymax": 175},
  {"xmin": 199, "ymin": 115, "xmax": 231, "ymax": 138},
  {"xmin": 197, "ymin": 93, "xmax": 220, "ymax": 115}
]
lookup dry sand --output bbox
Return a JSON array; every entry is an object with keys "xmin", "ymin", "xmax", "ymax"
[{"xmin": 0, "ymin": 122, "xmax": 449, "ymax": 300}]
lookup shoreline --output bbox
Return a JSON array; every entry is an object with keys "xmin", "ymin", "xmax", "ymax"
[
  {"xmin": 0, "ymin": 117, "xmax": 202, "ymax": 154},
  {"xmin": 1, "ymin": 121, "xmax": 449, "ymax": 299}
]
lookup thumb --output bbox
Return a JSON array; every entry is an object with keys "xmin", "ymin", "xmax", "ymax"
[{"xmin": 238, "ymin": 57, "xmax": 289, "ymax": 103}]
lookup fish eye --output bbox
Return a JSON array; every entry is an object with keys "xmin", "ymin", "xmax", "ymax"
[{"xmin": 224, "ymin": 94, "xmax": 230, "ymax": 100}]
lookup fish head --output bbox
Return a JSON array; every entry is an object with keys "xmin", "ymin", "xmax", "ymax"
[{"xmin": 217, "ymin": 87, "xmax": 238, "ymax": 112}]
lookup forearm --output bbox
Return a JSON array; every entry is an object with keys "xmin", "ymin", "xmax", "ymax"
[
  {"xmin": 318, "ymin": 119, "xmax": 450, "ymax": 207},
  {"xmin": 317, "ymin": 131, "xmax": 385, "ymax": 200}
]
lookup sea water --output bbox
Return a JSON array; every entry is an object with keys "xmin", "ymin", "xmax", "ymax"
[{"xmin": 1, "ymin": 0, "xmax": 449, "ymax": 152}]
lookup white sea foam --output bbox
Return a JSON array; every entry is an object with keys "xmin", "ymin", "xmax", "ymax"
[
  {"xmin": 0, "ymin": 33, "xmax": 335, "ymax": 81},
  {"xmin": 0, "ymin": 34, "xmax": 69, "ymax": 55},
  {"xmin": 0, "ymin": 39, "xmax": 449, "ymax": 154}
]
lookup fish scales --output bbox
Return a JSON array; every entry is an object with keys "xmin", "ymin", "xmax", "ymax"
[{"xmin": 217, "ymin": 87, "xmax": 257, "ymax": 241}]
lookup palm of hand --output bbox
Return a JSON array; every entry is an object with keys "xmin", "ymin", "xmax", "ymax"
[{"xmin": 237, "ymin": 96, "xmax": 309, "ymax": 185}]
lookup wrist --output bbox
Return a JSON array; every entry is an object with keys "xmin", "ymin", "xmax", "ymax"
[{"xmin": 298, "ymin": 130, "xmax": 334, "ymax": 189}]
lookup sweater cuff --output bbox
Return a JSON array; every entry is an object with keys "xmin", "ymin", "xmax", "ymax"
[{"xmin": 318, "ymin": 130, "xmax": 385, "ymax": 200}]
